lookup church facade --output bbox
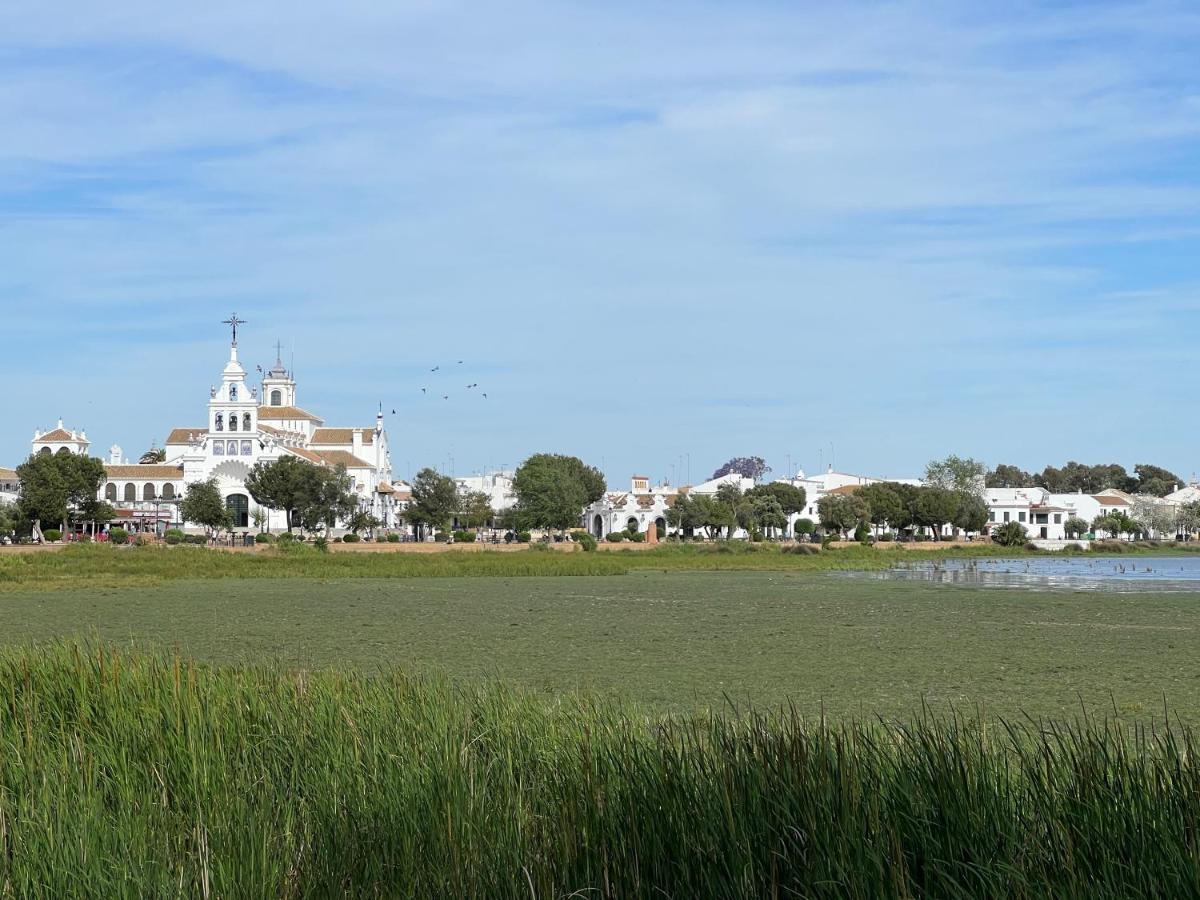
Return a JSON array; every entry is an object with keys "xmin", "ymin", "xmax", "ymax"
[{"xmin": 86, "ymin": 327, "xmax": 398, "ymax": 535}]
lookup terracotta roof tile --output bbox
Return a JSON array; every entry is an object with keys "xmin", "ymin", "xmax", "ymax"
[
  {"xmin": 284, "ymin": 447, "xmax": 325, "ymax": 464},
  {"xmin": 311, "ymin": 427, "xmax": 374, "ymax": 446},
  {"xmin": 35, "ymin": 428, "xmax": 81, "ymax": 443},
  {"xmin": 0, "ymin": 467, "xmax": 18, "ymax": 480},
  {"xmin": 166, "ymin": 428, "xmax": 206, "ymax": 444},
  {"xmin": 104, "ymin": 465, "xmax": 185, "ymax": 479},
  {"xmin": 257, "ymin": 406, "xmax": 323, "ymax": 423},
  {"xmin": 1096, "ymin": 495, "xmax": 1132, "ymax": 506},
  {"xmin": 313, "ymin": 450, "xmax": 374, "ymax": 469},
  {"xmin": 376, "ymin": 481, "xmax": 394, "ymax": 494}
]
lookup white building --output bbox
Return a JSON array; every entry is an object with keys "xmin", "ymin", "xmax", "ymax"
[
  {"xmin": 91, "ymin": 326, "xmax": 397, "ymax": 535},
  {"xmin": 778, "ymin": 467, "xmax": 922, "ymax": 533},
  {"xmin": 454, "ymin": 471, "xmax": 517, "ymax": 520},
  {"xmin": 32, "ymin": 420, "xmax": 90, "ymax": 456},
  {"xmin": 0, "ymin": 467, "xmax": 18, "ymax": 506}
]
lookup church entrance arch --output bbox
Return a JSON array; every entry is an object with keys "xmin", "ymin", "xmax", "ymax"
[
  {"xmin": 226, "ymin": 494, "xmax": 249, "ymax": 530},
  {"xmin": 654, "ymin": 517, "xmax": 667, "ymax": 539},
  {"xmin": 592, "ymin": 514, "xmax": 603, "ymax": 539}
]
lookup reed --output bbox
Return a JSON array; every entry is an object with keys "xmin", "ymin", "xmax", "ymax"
[{"xmin": 2, "ymin": 642, "xmax": 1199, "ymax": 897}]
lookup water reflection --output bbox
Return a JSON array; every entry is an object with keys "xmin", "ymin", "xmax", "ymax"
[{"xmin": 843, "ymin": 556, "xmax": 1200, "ymax": 592}]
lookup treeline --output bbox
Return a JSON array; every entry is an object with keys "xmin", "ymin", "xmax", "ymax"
[
  {"xmin": 819, "ymin": 482, "xmax": 987, "ymax": 540},
  {"xmin": 668, "ymin": 482, "xmax": 807, "ymax": 539},
  {"xmin": 987, "ymin": 461, "xmax": 1183, "ymax": 497}
]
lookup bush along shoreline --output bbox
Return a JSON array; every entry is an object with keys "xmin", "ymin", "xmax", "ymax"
[{"xmin": 1, "ymin": 643, "xmax": 1199, "ymax": 898}]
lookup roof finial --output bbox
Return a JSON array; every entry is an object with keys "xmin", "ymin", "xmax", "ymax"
[{"xmin": 222, "ymin": 313, "xmax": 246, "ymax": 347}]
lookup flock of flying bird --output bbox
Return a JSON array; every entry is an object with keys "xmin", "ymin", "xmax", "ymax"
[{"xmin": 389, "ymin": 360, "xmax": 487, "ymax": 414}]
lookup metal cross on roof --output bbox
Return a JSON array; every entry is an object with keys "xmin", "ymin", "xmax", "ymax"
[{"xmin": 222, "ymin": 313, "xmax": 246, "ymax": 346}]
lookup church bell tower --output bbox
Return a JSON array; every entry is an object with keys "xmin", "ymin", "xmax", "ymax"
[{"xmin": 261, "ymin": 340, "xmax": 297, "ymax": 408}]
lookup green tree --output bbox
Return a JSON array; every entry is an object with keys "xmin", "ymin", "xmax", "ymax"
[
  {"xmin": 745, "ymin": 482, "xmax": 807, "ymax": 515},
  {"xmin": 139, "ymin": 447, "xmax": 166, "ymax": 464},
  {"xmin": 16, "ymin": 451, "xmax": 106, "ymax": 533},
  {"xmin": 511, "ymin": 454, "xmax": 606, "ymax": 534},
  {"xmin": 297, "ymin": 466, "xmax": 356, "ymax": 535},
  {"xmin": 346, "ymin": 509, "xmax": 380, "ymax": 536},
  {"xmin": 666, "ymin": 493, "xmax": 703, "ymax": 538},
  {"xmin": 457, "ymin": 490, "xmax": 494, "ymax": 529},
  {"xmin": 245, "ymin": 456, "xmax": 322, "ymax": 532},
  {"xmin": 748, "ymin": 494, "xmax": 786, "ymax": 538},
  {"xmin": 992, "ymin": 521, "xmax": 1027, "ymax": 547},
  {"xmin": 1063, "ymin": 516, "xmax": 1089, "ymax": 538},
  {"xmin": 913, "ymin": 486, "xmax": 960, "ymax": 541},
  {"xmin": 924, "ymin": 455, "xmax": 986, "ymax": 497},
  {"xmin": 178, "ymin": 478, "xmax": 231, "ymax": 536},
  {"xmin": 857, "ymin": 482, "xmax": 903, "ymax": 534},
  {"xmin": 817, "ymin": 492, "xmax": 869, "ymax": 538},
  {"xmin": 1133, "ymin": 464, "xmax": 1182, "ymax": 498},
  {"xmin": 1177, "ymin": 502, "xmax": 1200, "ymax": 539},
  {"xmin": 952, "ymin": 492, "xmax": 988, "ymax": 535},
  {"xmin": 986, "ymin": 464, "xmax": 1033, "ymax": 488},
  {"xmin": 409, "ymin": 468, "xmax": 459, "ymax": 535}
]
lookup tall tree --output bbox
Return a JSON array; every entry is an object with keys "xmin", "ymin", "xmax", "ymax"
[
  {"xmin": 296, "ymin": 465, "xmax": 356, "ymax": 534},
  {"xmin": 139, "ymin": 447, "xmax": 166, "ymax": 464},
  {"xmin": 952, "ymin": 491, "xmax": 988, "ymax": 535},
  {"xmin": 710, "ymin": 456, "xmax": 770, "ymax": 483},
  {"xmin": 511, "ymin": 454, "xmax": 606, "ymax": 533},
  {"xmin": 1133, "ymin": 464, "xmax": 1182, "ymax": 497},
  {"xmin": 457, "ymin": 490, "xmax": 495, "ymax": 529},
  {"xmin": 745, "ymin": 482, "xmax": 807, "ymax": 516},
  {"xmin": 985, "ymin": 464, "xmax": 1033, "ymax": 488},
  {"xmin": 817, "ymin": 492, "xmax": 869, "ymax": 538},
  {"xmin": 913, "ymin": 487, "xmax": 960, "ymax": 541},
  {"xmin": 924, "ymin": 455, "xmax": 986, "ymax": 497},
  {"xmin": 857, "ymin": 482, "xmax": 903, "ymax": 533},
  {"xmin": 245, "ymin": 456, "xmax": 324, "ymax": 532},
  {"xmin": 408, "ymin": 468, "xmax": 459, "ymax": 534},
  {"xmin": 178, "ymin": 478, "xmax": 231, "ymax": 536},
  {"xmin": 15, "ymin": 452, "xmax": 106, "ymax": 532}
]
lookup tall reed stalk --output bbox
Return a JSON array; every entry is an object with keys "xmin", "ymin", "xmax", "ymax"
[{"xmin": 1, "ymin": 642, "xmax": 1198, "ymax": 897}]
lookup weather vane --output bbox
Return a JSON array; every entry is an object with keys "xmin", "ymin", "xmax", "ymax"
[{"xmin": 222, "ymin": 313, "xmax": 246, "ymax": 346}]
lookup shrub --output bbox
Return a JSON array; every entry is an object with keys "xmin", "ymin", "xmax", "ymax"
[
  {"xmin": 109, "ymin": 528, "xmax": 129, "ymax": 546},
  {"xmin": 42, "ymin": 529, "xmax": 61, "ymax": 542},
  {"xmin": 453, "ymin": 530, "xmax": 477, "ymax": 544},
  {"xmin": 914, "ymin": 534, "xmax": 929, "ymax": 543},
  {"xmin": 992, "ymin": 521, "xmax": 1028, "ymax": 547},
  {"xmin": 134, "ymin": 536, "xmax": 150, "ymax": 547},
  {"xmin": 164, "ymin": 529, "xmax": 185, "ymax": 545},
  {"xmin": 628, "ymin": 532, "xmax": 646, "ymax": 543},
  {"xmin": 515, "ymin": 531, "xmax": 531, "ymax": 544},
  {"xmin": 854, "ymin": 523, "xmax": 871, "ymax": 545},
  {"xmin": 606, "ymin": 532, "xmax": 626, "ymax": 543},
  {"xmin": 433, "ymin": 531, "xmax": 451, "ymax": 543},
  {"xmin": 877, "ymin": 532, "xmax": 894, "ymax": 542},
  {"xmin": 275, "ymin": 532, "xmax": 296, "ymax": 545},
  {"xmin": 386, "ymin": 533, "xmax": 400, "ymax": 543},
  {"xmin": 314, "ymin": 536, "xmax": 329, "ymax": 553},
  {"xmin": 570, "ymin": 530, "xmax": 598, "ymax": 551},
  {"xmin": 254, "ymin": 533, "xmax": 274, "ymax": 544},
  {"xmin": 793, "ymin": 518, "xmax": 815, "ymax": 536},
  {"xmin": 342, "ymin": 533, "xmax": 361, "ymax": 544},
  {"xmin": 184, "ymin": 534, "xmax": 206, "ymax": 545},
  {"xmin": 749, "ymin": 530, "xmax": 764, "ymax": 543},
  {"xmin": 782, "ymin": 543, "xmax": 821, "ymax": 555}
]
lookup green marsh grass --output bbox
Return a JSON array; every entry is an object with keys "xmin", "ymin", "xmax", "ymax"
[{"xmin": 3, "ymin": 642, "xmax": 1200, "ymax": 897}]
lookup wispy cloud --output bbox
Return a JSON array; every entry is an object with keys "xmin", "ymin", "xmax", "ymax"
[{"xmin": 1, "ymin": 1, "xmax": 1198, "ymax": 480}]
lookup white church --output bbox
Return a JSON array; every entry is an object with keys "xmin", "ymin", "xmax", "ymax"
[{"xmin": 33, "ymin": 319, "xmax": 399, "ymax": 536}]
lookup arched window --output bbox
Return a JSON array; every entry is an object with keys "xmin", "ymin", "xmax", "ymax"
[
  {"xmin": 227, "ymin": 440, "xmax": 238, "ymax": 455},
  {"xmin": 230, "ymin": 384, "xmax": 238, "ymax": 401},
  {"xmin": 229, "ymin": 415, "xmax": 238, "ymax": 432},
  {"xmin": 123, "ymin": 483, "xmax": 136, "ymax": 502},
  {"xmin": 243, "ymin": 413, "xmax": 251, "ymax": 431},
  {"xmin": 215, "ymin": 413, "xmax": 223, "ymax": 432},
  {"xmin": 162, "ymin": 483, "xmax": 175, "ymax": 501},
  {"xmin": 270, "ymin": 389, "xmax": 282, "ymax": 406},
  {"xmin": 213, "ymin": 441, "xmax": 224, "ymax": 456},
  {"xmin": 143, "ymin": 483, "xmax": 156, "ymax": 501},
  {"xmin": 38, "ymin": 447, "xmax": 51, "ymax": 456},
  {"xmin": 105, "ymin": 483, "xmax": 117, "ymax": 502},
  {"xmin": 626, "ymin": 517, "xmax": 639, "ymax": 532},
  {"xmin": 226, "ymin": 494, "xmax": 249, "ymax": 529}
]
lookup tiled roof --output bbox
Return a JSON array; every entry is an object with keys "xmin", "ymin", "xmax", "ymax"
[
  {"xmin": 258, "ymin": 424, "xmax": 287, "ymax": 436},
  {"xmin": 35, "ymin": 428, "xmax": 81, "ymax": 443},
  {"xmin": 284, "ymin": 447, "xmax": 325, "ymax": 464},
  {"xmin": 166, "ymin": 428, "xmax": 206, "ymax": 444},
  {"xmin": 104, "ymin": 465, "xmax": 184, "ymax": 479},
  {"xmin": 393, "ymin": 490, "xmax": 412, "ymax": 501},
  {"xmin": 311, "ymin": 428, "xmax": 374, "ymax": 446},
  {"xmin": 0, "ymin": 467, "xmax": 18, "ymax": 480},
  {"xmin": 376, "ymin": 482, "xmax": 394, "ymax": 494},
  {"xmin": 826, "ymin": 484, "xmax": 862, "ymax": 495},
  {"xmin": 257, "ymin": 406, "xmax": 323, "ymax": 423},
  {"xmin": 313, "ymin": 450, "xmax": 374, "ymax": 469},
  {"xmin": 1096, "ymin": 495, "xmax": 1132, "ymax": 506}
]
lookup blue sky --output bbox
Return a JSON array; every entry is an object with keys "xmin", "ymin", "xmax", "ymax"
[{"xmin": 2, "ymin": 1, "xmax": 1199, "ymax": 486}]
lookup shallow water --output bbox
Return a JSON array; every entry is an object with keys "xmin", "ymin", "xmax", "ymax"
[{"xmin": 841, "ymin": 556, "xmax": 1200, "ymax": 592}]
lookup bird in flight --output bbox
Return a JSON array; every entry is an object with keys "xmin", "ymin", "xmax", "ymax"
[
  {"xmin": 457, "ymin": 360, "xmax": 463, "ymax": 364},
  {"xmin": 442, "ymin": 395, "xmax": 449, "ymax": 400},
  {"xmin": 421, "ymin": 388, "xmax": 426, "ymax": 394},
  {"xmin": 482, "ymin": 393, "xmax": 488, "ymax": 399},
  {"xmin": 431, "ymin": 366, "xmax": 439, "ymax": 372},
  {"xmin": 391, "ymin": 409, "xmax": 396, "ymax": 414}
]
